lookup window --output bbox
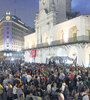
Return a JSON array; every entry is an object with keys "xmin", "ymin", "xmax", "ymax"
[
  {"xmin": 41, "ymin": 35, "xmax": 42, "ymax": 43},
  {"xmin": 7, "ymin": 31, "xmax": 9, "ymax": 34},
  {"xmin": 7, "ymin": 36, "xmax": 9, "ymax": 38},
  {"xmin": 7, "ymin": 27, "xmax": 9, "ymax": 30},
  {"xmin": 88, "ymin": 30, "xmax": 90, "ymax": 40},
  {"xmin": 73, "ymin": 33, "xmax": 77, "ymax": 41},
  {"xmin": 7, "ymin": 23, "xmax": 9, "ymax": 25},
  {"xmin": 7, "ymin": 44, "xmax": 9, "ymax": 47}
]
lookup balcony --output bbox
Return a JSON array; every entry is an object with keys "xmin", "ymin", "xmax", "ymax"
[
  {"xmin": 36, "ymin": 35, "xmax": 90, "ymax": 48},
  {"xmin": 37, "ymin": 43, "xmax": 48, "ymax": 48}
]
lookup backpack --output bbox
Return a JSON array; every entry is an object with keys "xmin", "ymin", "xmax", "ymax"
[{"xmin": 78, "ymin": 93, "xmax": 86, "ymax": 100}]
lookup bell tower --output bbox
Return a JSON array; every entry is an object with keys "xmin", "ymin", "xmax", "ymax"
[
  {"xmin": 38, "ymin": 0, "xmax": 70, "ymax": 24},
  {"xmin": 35, "ymin": 0, "xmax": 72, "ymax": 44},
  {"xmin": 66, "ymin": 0, "xmax": 72, "ymax": 13},
  {"xmin": 39, "ymin": 0, "xmax": 50, "ymax": 12}
]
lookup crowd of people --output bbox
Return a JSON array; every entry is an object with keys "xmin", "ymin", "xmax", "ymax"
[{"xmin": 0, "ymin": 62, "xmax": 90, "ymax": 100}]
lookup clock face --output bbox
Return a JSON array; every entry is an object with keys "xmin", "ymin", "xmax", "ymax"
[
  {"xmin": 6, "ymin": 16, "xmax": 10, "ymax": 21},
  {"xmin": 43, "ymin": 0, "xmax": 46, "ymax": 5}
]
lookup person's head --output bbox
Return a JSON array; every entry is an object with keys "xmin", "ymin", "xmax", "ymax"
[
  {"xmin": 19, "ymin": 85, "xmax": 24, "ymax": 89},
  {"xmin": 56, "ymin": 89, "xmax": 62, "ymax": 94},
  {"xmin": 27, "ymin": 90, "xmax": 32, "ymax": 95},
  {"xmin": 44, "ymin": 92, "xmax": 49, "ymax": 98},
  {"xmin": 54, "ymin": 83, "xmax": 57, "ymax": 88},
  {"xmin": 6, "ymin": 75, "xmax": 9, "ymax": 79},
  {"xmin": 81, "ymin": 87, "xmax": 85, "ymax": 93},
  {"xmin": 14, "ymin": 83, "xmax": 17, "ymax": 87},
  {"xmin": 8, "ymin": 82, "xmax": 12, "ymax": 88},
  {"xmin": 20, "ymin": 93, "xmax": 24, "ymax": 99}
]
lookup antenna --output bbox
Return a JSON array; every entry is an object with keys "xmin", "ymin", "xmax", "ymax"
[{"xmin": 14, "ymin": 0, "xmax": 16, "ymax": 15}]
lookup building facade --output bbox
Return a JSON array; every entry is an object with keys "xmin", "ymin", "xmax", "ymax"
[
  {"xmin": 0, "ymin": 12, "xmax": 32, "ymax": 62},
  {"xmin": 24, "ymin": 0, "xmax": 90, "ymax": 67}
]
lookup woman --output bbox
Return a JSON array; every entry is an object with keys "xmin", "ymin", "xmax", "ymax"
[{"xmin": 56, "ymin": 89, "xmax": 64, "ymax": 100}]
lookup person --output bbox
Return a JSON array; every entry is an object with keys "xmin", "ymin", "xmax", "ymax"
[
  {"xmin": 13, "ymin": 77, "xmax": 21, "ymax": 87},
  {"xmin": 21, "ymin": 75, "xmax": 26, "ymax": 84},
  {"xmin": 56, "ymin": 89, "xmax": 64, "ymax": 100},
  {"xmin": 3, "ymin": 75, "xmax": 11, "ymax": 88},
  {"xmin": 26, "ymin": 74, "xmax": 32, "ymax": 85},
  {"xmin": 61, "ymin": 81, "xmax": 66, "ymax": 92},
  {"xmin": 16, "ymin": 85, "xmax": 24, "ymax": 100},
  {"xmin": 43, "ymin": 92, "xmax": 50, "ymax": 100},
  {"xmin": 47, "ymin": 82, "xmax": 51, "ymax": 94},
  {"xmin": 59, "ymin": 72, "xmax": 65, "ymax": 81},
  {"xmin": 51, "ymin": 83, "xmax": 57, "ymax": 95},
  {"xmin": 26, "ymin": 90, "xmax": 34, "ymax": 100},
  {"xmin": 0, "ymin": 83, "xmax": 3, "ymax": 100},
  {"xmin": 28, "ymin": 97, "xmax": 33, "ymax": 100},
  {"xmin": 13, "ymin": 83, "xmax": 18, "ymax": 100},
  {"xmin": 7, "ymin": 82, "xmax": 13, "ymax": 100},
  {"xmin": 81, "ymin": 87, "xmax": 89, "ymax": 100},
  {"xmin": 19, "ymin": 94, "xmax": 25, "ymax": 100}
]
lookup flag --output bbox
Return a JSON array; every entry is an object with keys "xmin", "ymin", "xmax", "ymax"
[{"xmin": 30, "ymin": 50, "xmax": 36, "ymax": 58}]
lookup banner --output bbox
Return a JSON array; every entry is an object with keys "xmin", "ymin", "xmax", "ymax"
[{"xmin": 30, "ymin": 50, "xmax": 36, "ymax": 58}]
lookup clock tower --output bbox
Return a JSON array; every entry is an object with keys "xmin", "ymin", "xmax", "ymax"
[{"xmin": 35, "ymin": 0, "xmax": 72, "ymax": 44}]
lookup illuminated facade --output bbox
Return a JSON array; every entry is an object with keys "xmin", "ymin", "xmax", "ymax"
[
  {"xmin": 0, "ymin": 12, "xmax": 32, "ymax": 61},
  {"xmin": 24, "ymin": 0, "xmax": 90, "ymax": 67}
]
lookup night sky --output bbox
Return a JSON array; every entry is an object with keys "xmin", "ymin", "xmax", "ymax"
[{"xmin": 0, "ymin": 0, "xmax": 90, "ymax": 28}]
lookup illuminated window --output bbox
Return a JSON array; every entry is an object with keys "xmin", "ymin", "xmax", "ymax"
[{"xmin": 57, "ymin": 30, "xmax": 64, "ymax": 42}]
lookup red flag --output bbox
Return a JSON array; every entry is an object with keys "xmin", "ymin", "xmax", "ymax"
[{"xmin": 30, "ymin": 50, "xmax": 36, "ymax": 58}]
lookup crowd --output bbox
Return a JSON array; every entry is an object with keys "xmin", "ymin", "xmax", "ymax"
[{"xmin": 0, "ymin": 62, "xmax": 90, "ymax": 100}]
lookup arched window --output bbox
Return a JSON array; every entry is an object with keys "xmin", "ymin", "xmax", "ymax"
[
  {"xmin": 42, "ymin": 32, "xmax": 47, "ymax": 43},
  {"xmin": 88, "ymin": 27, "xmax": 90, "ymax": 40},
  {"xmin": 57, "ymin": 30, "xmax": 64, "ymax": 42},
  {"xmin": 73, "ymin": 33, "xmax": 77, "ymax": 41},
  {"xmin": 69, "ymin": 26, "xmax": 77, "ymax": 41}
]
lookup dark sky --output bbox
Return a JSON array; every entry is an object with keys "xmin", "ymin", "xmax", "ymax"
[{"xmin": 0, "ymin": 0, "xmax": 90, "ymax": 28}]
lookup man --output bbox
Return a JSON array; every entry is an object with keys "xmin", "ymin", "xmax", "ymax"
[
  {"xmin": 26, "ymin": 90, "xmax": 42, "ymax": 100},
  {"xmin": 16, "ymin": 85, "xmax": 25, "ymax": 100},
  {"xmin": 26, "ymin": 74, "xmax": 32, "ymax": 85},
  {"xmin": 3, "ymin": 75, "xmax": 11, "ymax": 88},
  {"xmin": 25, "ymin": 90, "xmax": 33, "ymax": 100},
  {"xmin": 7, "ymin": 82, "xmax": 13, "ymax": 100},
  {"xmin": 81, "ymin": 87, "xmax": 89, "ymax": 100}
]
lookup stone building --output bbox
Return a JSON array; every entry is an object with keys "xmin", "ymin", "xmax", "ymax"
[
  {"xmin": 24, "ymin": 0, "xmax": 90, "ymax": 67},
  {"xmin": 0, "ymin": 12, "xmax": 33, "ymax": 62}
]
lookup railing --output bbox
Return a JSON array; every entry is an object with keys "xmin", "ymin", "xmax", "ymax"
[
  {"xmin": 37, "ymin": 43, "xmax": 48, "ymax": 48},
  {"xmin": 36, "ymin": 35, "xmax": 90, "ymax": 48}
]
